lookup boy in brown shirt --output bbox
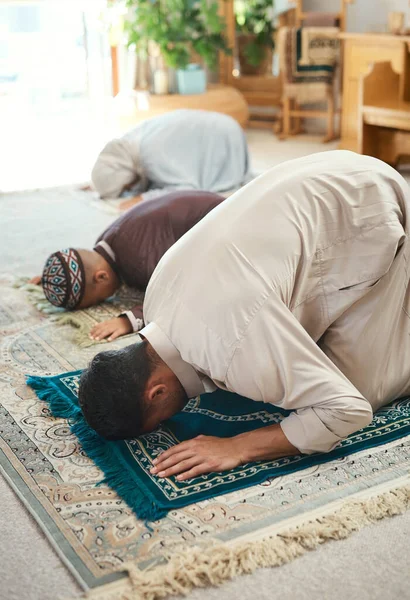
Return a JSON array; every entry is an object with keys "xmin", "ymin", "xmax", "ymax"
[{"xmin": 32, "ymin": 191, "xmax": 223, "ymax": 341}]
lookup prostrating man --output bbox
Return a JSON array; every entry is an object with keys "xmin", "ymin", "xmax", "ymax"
[
  {"xmin": 91, "ymin": 110, "xmax": 252, "ymax": 210},
  {"xmin": 78, "ymin": 151, "xmax": 410, "ymax": 480},
  {"xmin": 31, "ymin": 191, "xmax": 223, "ymax": 341}
]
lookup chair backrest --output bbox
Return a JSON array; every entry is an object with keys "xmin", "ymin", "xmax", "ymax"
[
  {"xmin": 277, "ymin": 7, "xmax": 297, "ymax": 29},
  {"xmin": 290, "ymin": 0, "xmax": 353, "ymax": 31}
]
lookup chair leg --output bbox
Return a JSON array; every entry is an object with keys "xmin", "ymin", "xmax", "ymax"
[
  {"xmin": 323, "ymin": 86, "xmax": 336, "ymax": 143},
  {"xmin": 273, "ymin": 116, "xmax": 282, "ymax": 135},
  {"xmin": 279, "ymin": 96, "xmax": 291, "ymax": 140},
  {"xmin": 290, "ymin": 99, "xmax": 304, "ymax": 135}
]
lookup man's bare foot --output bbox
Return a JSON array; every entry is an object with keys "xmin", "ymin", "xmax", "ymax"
[{"xmin": 119, "ymin": 195, "xmax": 143, "ymax": 211}]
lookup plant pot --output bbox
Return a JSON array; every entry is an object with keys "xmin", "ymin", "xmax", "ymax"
[
  {"xmin": 236, "ymin": 34, "xmax": 272, "ymax": 76},
  {"xmin": 153, "ymin": 69, "xmax": 169, "ymax": 95},
  {"xmin": 176, "ymin": 64, "xmax": 206, "ymax": 95}
]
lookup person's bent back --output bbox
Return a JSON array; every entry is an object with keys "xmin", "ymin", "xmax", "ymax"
[{"xmin": 91, "ymin": 110, "xmax": 252, "ymax": 207}]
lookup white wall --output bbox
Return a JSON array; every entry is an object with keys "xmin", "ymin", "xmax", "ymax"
[{"xmin": 303, "ymin": 0, "xmax": 409, "ymax": 33}]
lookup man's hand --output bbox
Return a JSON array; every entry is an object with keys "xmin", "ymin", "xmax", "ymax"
[
  {"xmin": 90, "ymin": 316, "xmax": 133, "ymax": 342},
  {"xmin": 150, "ymin": 435, "xmax": 244, "ymax": 481},
  {"xmin": 29, "ymin": 276, "xmax": 42, "ymax": 285},
  {"xmin": 150, "ymin": 424, "xmax": 299, "ymax": 481},
  {"xmin": 119, "ymin": 195, "xmax": 143, "ymax": 211}
]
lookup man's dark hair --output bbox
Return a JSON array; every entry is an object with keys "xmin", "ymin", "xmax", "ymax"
[{"xmin": 78, "ymin": 341, "xmax": 154, "ymax": 440}]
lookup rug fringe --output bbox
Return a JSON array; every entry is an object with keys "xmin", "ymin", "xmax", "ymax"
[
  {"xmin": 26, "ymin": 375, "xmax": 82, "ymax": 420},
  {"xmin": 52, "ymin": 314, "xmax": 102, "ymax": 348},
  {"xmin": 13, "ymin": 277, "xmax": 63, "ymax": 314},
  {"xmin": 13, "ymin": 276, "xmax": 134, "ymax": 347},
  {"xmin": 14, "ymin": 278, "xmax": 99, "ymax": 346},
  {"xmin": 14, "ymin": 278, "xmax": 111, "ymax": 347},
  {"xmin": 71, "ymin": 418, "xmax": 168, "ymax": 521},
  {"xmin": 83, "ymin": 483, "xmax": 410, "ymax": 600}
]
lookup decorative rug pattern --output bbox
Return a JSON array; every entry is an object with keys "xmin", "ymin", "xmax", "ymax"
[
  {"xmin": 1, "ymin": 278, "xmax": 410, "ymax": 594},
  {"xmin": 28, "ymin": 369, "xmax": 410, "ymax": 521}
]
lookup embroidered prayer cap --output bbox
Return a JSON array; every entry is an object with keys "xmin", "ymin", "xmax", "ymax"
[{"xmin": 41, "ymin": 248, "xmax": 86, "ymax": 310}]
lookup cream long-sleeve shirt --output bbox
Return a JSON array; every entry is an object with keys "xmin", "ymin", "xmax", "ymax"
[{"xmin": 141, "ymin": 151, "xmax": 410, "ymax": 455}]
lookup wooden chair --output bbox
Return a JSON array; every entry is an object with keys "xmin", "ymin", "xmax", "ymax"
[
  {"xmin": 294, "ymin": 0, "xmax": 352, "ymax": 31},
  {"xmin": 358, "ymin": 61, "xmax": 410, "ymax": 166},
  {"xmin": 279, "ymin": 0, "xmax": 354, "ymax": 142},
  {"xmin": 281, "ymin": 85, "xmax": 336, "ymax": 142}
]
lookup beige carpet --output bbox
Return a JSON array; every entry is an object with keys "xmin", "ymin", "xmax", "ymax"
[{"xmin": 1, "ymin": 132, "xmax": 410, "ymax": 600}]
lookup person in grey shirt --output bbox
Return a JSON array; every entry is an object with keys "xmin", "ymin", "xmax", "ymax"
[
  {"xmin": 91, "ymin": 109, "xmax": 252, "ymax": 211},
  {"xmin": 78, "ymin": 151, "xmax": 410, "ymax": 481}
]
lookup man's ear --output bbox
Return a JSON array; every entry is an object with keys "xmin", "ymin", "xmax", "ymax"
[
  {"xmin": 146, "ymin": 383, "xmax": 168, "ymax": 406},
  {"xmin": 94, "ymin": 269, "xmax": 110, "ymax": 284}
]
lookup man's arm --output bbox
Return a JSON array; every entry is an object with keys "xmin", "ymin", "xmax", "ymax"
[
  {"xmin": 151, "ymin": 296, "xmax": 373, "ymax": 481},
  {"xmin": 121, "ymin": 305, "xmax": 144, "ymax": 332},
  {"xmin": 225, "ymin": 296, "xmax": 374, "ymax": 455},
  {"xmin": 234, "ymin": 423, "xmax": 299, "ymax": 462},
  {"xmin": 89, "ymin": 304, "xmax": 143, "ymax": 342}
]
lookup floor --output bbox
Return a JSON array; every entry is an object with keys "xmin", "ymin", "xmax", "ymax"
[{"xmin": 1, "ymin": 131, "xmax": 410, "ymax": 600}]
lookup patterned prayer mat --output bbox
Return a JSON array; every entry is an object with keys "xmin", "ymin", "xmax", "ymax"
[
  {"xmin": 28, "ymin": 370, "xmax": 410, "ymax": 521},
  {"xmin": 1, "ymin": 277, "xmax": 410, "ymax": 597}
]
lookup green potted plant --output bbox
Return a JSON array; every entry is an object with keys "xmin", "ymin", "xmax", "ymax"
[
  {"xmin": 125, "ymin": 0, "xmax": 231, "ymax": 94},
  {"xmin": 235, "ymin": 0, "xmax": 275, "ymax": 76}
]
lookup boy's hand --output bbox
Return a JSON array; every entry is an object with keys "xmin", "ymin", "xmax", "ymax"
[
  {"xmin": 29, "ymin": 276, "xmax": 42, "ymax": 285},
  {"xmin": 90, "ymin": 316, "xmax": 133, "ymax": 342}
]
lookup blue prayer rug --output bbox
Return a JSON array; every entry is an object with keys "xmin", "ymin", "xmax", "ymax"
[{"xmin": 27, "ymin": 371, "xmax": 410, "ymax": 521}]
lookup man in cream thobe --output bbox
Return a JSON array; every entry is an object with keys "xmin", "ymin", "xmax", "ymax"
[
  {"xmin": 141, "ymin": 150, "xmax": 410, "ymax": 455},
  {"xmin": 79, "ymin": 151, "xmax": 410, "ymax": 477}
]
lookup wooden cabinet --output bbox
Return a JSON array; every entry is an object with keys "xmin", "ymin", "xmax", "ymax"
[{"xmin": 339, "ymin": 33, "xmax": 410, "ymax": 152}]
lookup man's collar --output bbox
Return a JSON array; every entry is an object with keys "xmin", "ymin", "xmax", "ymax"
[
  {"xmin": 140, "ymin": 322, "xmax": 206, "ymax": 398},
  {"xmin": 95, "ymin": 240, "xmax": 116, "ymax": 262},
  {"xmin": 94, "ymin": 241, "xmax": 117, "ymax": 268}
]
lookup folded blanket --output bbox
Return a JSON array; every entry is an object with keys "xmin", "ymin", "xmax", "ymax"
[
  {"xmin": 279, "ymin": 26, "xmax": 339, "ymax": 103},
  {"xmin": 299, "ymin": 27, "xmax": 340, "ymax": 67}
]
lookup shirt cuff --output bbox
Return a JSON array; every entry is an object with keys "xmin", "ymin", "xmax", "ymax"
[
  {"xmin": 121, "ymin": 311, "xmax": 144, "ymax": 332},
  {"xmin": 280, "ymin": 408, "xmax": 343, "ymax": 455}
]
